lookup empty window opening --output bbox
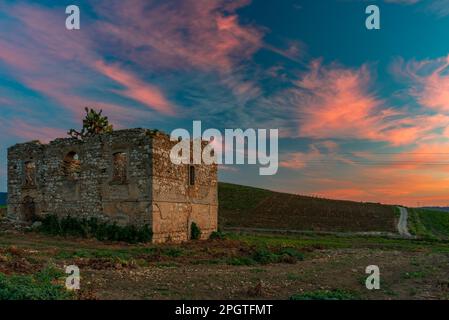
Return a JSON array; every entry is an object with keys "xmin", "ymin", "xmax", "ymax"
[
  {"xmin": 23, "ymin": 161, "xmax": 36, "ymax": 187},
  {"xmin": 112, "ymin": 152, "xmax": 127, "ymax": 183},
  {"xmin": 63, "ymin": 151, "xmax": 81, "ymax": 179},
  {"xmin": 189, "ymin": 165, "xmax": 195, "ymax": 186}
]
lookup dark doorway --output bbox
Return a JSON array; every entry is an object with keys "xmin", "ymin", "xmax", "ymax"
[{"xmin": 22, "ymin": 196, "xmax": 36, "ymax": 222}]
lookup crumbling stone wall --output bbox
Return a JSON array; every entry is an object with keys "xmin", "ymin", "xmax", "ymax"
[
  {"xmin": 151, "ymin": 135, "xmax": 218, "ymax": 243},
  {"xmin": 7, "ymin": 129, "xmax": 217, "ymax": 243}
]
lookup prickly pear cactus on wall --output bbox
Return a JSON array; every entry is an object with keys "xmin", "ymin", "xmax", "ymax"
[{"xmin": 68, "ymin": 107, "xmax": 113, "ymax": 140}]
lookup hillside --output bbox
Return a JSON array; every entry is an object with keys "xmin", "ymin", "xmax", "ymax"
[
  {"xmin": 218, "ymin": 183, "xmax": 397, "ymax": 233},
  {"xmin": 408, "ymin": 208, "xmax": 449, "ymax": 240}
]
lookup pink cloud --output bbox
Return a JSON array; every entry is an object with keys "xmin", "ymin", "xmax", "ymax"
[
  {"xmin": 291, "ymin": 61, "xmax": 394, "ymax": 142},
  {"xmin": 94, "ymin": 0, "xmax": 264, "ymax": 73},
  {"xmin": 0, "ymin": 119, "xmax": 66, "ymax": 143},
  {"xmin": 95, "ymin": 61, "xmax": 176, "ymax": 115},
  {"xmin": 0, "ymin": 39, "xmax": 39, "ymax": 71},
  {"xmin": 273, "ymin": 60, "xmax": 449, "ymax": 146},
  {"xmin": 0, "ymin": 2, "xmax": 175, "ymax": 124},
  {"xmin": 392, "ymin": 55, "xmax": 449, "ymax": 111}
]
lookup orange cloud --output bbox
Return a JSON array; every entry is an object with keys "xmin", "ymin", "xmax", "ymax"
[
  {"xmin": 304, "ymin": 168, "xmax": 449, "ymax": 207},
  {"xmin": 296, "ymin": 61, "xmax": 390, "ymax": 141},
  {"xmin": 280, "ymin": 139, "xmax": 449, "ymax": 206}
]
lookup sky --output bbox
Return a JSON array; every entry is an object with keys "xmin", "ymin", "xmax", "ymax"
[{"xmin": 1, "ymin": 0, "xmax": 449, "ymax": 206}]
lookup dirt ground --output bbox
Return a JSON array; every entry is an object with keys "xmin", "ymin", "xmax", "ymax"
[
  {"xmin": 81, "ymin": 249, "xmax": 449, "ymax": 300},
  {"xmin": 0, "ymin": 231, "xmax": 448, "ymax": 300}
]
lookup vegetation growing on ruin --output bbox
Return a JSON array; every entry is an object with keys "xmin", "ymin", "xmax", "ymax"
[
  {"xmin": 190, "ymin": 222, "xmax": 201, "ymax": 240},
  {"xmin": 209, "ymin": 230, "xmax": 225, "ymax": 240},
  {"xmin": 68, "ymin": 107, "xmax": 113, "ymax": 140},
  {"xmin": 39, "ymin": 214, "xmax": 152, "ymax": 243}
]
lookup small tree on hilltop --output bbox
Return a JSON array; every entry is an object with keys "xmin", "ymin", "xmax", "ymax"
[{"xmin": 68, "ymin": 107, "xmax": 113, "ymax": 139}]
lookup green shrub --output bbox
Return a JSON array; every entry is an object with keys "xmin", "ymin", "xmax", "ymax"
[
  {"xmin": 0, "ymin": 267, "xmax": 72, "ymax": 300},
  {"xmin": 39, "ymin": 214, "xmax": 152, "ymax": 243},
  {"xmin": 278, "ymin": 248, "xmax": 305, "ymax": 261},
  {"xmin": 209, "ymin": 231, "xmax": 225, "ymax": 240},
  {"xmin": 252, "ymin": 247, "xmax": 278, "ymax": 264},
  {"xmin": 290, "ymin": 289, "xmax": 358, "ymax": 300},
  {"xmin": 40, "ymin": 214, "xmax": 60, "ymax": 235},
  {"xmin": 190, "ymin": 222, "xmax": 201, "ymax": 240}
]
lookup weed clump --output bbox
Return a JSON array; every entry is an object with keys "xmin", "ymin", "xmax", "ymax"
[
  {"xmin": 39, "ymin": 214, "xmax": 152, "ymax": 244},
  {"xmin": 0, "ymin": 266, "xmax": 72, "ymax": 300},
  {"xmin": 209, "ymin": 231, "xmax": 225, "ymax": 240},
  {"xmin": 252, "ymin": 248, "xmax": 278, "ymax": 264}
]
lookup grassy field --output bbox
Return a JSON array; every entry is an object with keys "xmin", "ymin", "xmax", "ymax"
[
  {"xmin": 0, "ymin": 231, "xmax": 448, "ymax": 300},
  {"xmin": 219, "ymin": 183, "xmax": 397, "ymax": 233},
  {"xmin": 408, "ymin": 208, "xmax": 449, "ymax": 240}
]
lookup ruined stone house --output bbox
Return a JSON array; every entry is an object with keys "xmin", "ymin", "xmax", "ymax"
[{"xmin": 7, "ymin": 129, "xmax": 218, "ymax": 243}]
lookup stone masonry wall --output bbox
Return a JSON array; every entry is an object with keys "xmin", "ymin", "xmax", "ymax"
[
  {"xmin": 7, "ymin": 129, "xmax": 218, "ymax": 243},
  {"xmin": 7, "ymin": 129, "xmax": 153, "ymax": 227},
  {"xmin": 151, "ymin": 135, "xmax": 218, "ymax": 243}
]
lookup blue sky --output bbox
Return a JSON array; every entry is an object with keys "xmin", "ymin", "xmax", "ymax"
[{"xmin": 1, "ymin": 0, "xmax": 449, "ymax": 206}]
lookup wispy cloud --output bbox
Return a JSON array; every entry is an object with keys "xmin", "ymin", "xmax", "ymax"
[
  {"xmin": 0, "ymin": 1, "xmax": 176, "ymax": 124},
  {"xmin": 93, "ymin": 0, "xmax": 264, "ymax": 73},
  {"xmin": 95, "ymin": 61, "xmax": 176, "ymax": 115},
  {"xmin": 269, "ymin": 59, "xmax": 449, "ymax": 146},
  {"xmin": 391, "ymin": 55, "xmax": 449, "ymax": 112}
]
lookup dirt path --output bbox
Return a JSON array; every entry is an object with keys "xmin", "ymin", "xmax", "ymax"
[
  {"xmin": 224, "ymin": 227, "xmax": 399, "ymax": 238},
  {"xmin": 397, "ymin": 207, "xmax": 412, "ymax": 238}
]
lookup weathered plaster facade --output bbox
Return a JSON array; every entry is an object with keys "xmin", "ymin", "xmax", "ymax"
[{"xmin": 7, "ymin": 129, "xmax": 218, "ymax": 243}]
